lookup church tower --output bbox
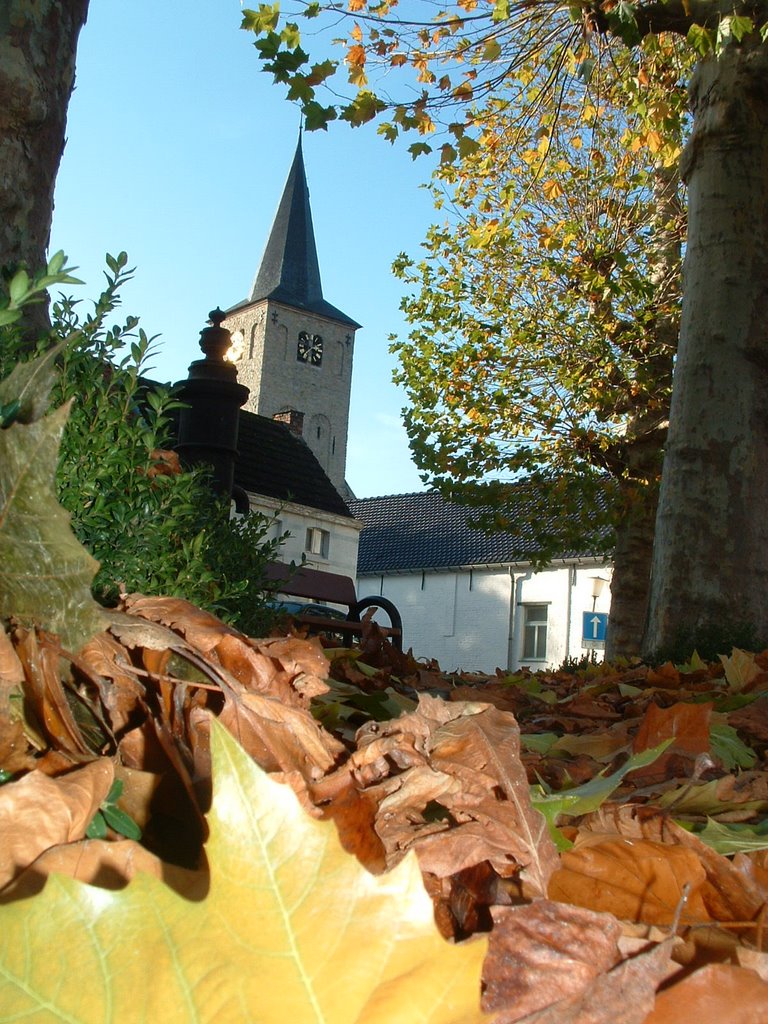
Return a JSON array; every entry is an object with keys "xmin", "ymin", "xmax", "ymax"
[{"xmin": 223, "ymin": 136, "xmax": 361, "ymax": 500}]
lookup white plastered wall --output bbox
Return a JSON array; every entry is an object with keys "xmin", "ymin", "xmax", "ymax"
[
  {"xmin": 357, "ymin": 561, "xmax": 613, "ymax": 673},
  {"xmin": 248, "ymin": 492, "xmax": 361, "ymax": 580}
]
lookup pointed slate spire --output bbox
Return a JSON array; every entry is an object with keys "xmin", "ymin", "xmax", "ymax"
[{"xmin": 249, "ymin": 135, "xmax": 360, "ymax": 328}]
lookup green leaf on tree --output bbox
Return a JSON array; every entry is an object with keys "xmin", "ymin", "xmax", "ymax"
[
  {"xmin": 408, "ymin": 142, "xmax": 433, "ymax": 159},
  {"xmin": 303, "ymin": 100, "xmax": 337, "ymax": 131},
  {"xmin": 341, "ymin": 90, "xmax": 387, "ymax": 126},
  {"xmin": 491, "ymin": 0, "xmax": 509, "ymax": 23},
  {"xmin": 241, "ymin": 5, "xmax": 280, "ymax": 34},
  {"xmin": 687, "ymin": 23, "xmax": 715, "ymax": 55},
  {"xmin": 729, "ymin": 14, "xmax": 755, "ymax": 42}
]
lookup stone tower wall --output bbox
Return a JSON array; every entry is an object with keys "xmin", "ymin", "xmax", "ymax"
[{"xmin": 224, "ymin": 299, "xmax": 355, "ymax": 493}]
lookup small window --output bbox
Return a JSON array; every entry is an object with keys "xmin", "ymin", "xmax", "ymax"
[
  {"xmin": 305, "ymin": 527, "xmax": 330, "ymax": 559},
  {"xmin": 522, "ymin": 605, "xmax": 548, "ymax": 661}
]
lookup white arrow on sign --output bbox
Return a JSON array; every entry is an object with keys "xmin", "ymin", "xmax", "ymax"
[{"xmin": 589, "ymin": 615, "xmax": 602, "ymax": 639}]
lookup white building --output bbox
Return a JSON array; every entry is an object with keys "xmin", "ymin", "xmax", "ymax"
[
  {"xmin": 350, "ymin": 490, "xmax": 612, "ymax": 674},
  {"xmin": 205, "ymin": 138, "xmax": 614, "ymax": 659},
  {"xmin": 234, "ymin": 411, "xmax": 361, "ymax": 578}
]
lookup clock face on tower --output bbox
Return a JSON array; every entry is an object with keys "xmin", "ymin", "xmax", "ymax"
[{"xmin": 297, "ymin": 331, "xmax": 323, "ymax": 366}]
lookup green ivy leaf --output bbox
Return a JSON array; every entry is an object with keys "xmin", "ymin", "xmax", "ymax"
[
  {"xmin": 695, "ymin": 817, "xmax": 768, "ymax": 856},
  {"xmin": 709, "ymin": 722, "xmax": 756, "ymax": 771},
  {"xmin": 531, "ymin": 740, "xmax": 673, "ymax": 850}
]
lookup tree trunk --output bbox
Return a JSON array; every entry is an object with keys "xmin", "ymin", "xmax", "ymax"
[
  {"xmin": 0, "ymin": 0, "xmax": 89, "ymax": 332},
  {"xmin": 607, "ymin": 164, "xmax": 681, "ymax": 659},
  {"xmin": 643, "ymin": 39, "xmax": 768, "ymax": 659},
  {"xmin": 606, "ymin": 481, "xmax": 658, "ymax": 660}
]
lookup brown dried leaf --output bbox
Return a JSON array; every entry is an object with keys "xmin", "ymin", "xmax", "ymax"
[
  {"xmin": 736, "ymin": 948, "xmax": 768, "ymax": 983},
  {"xmin": 217, "ymin": 690, "xmax": 345, "ymax": 781},
  {"xmin": 15, "ymin": 626, "xmax": 93, "ymax": 757},
  {"xmin": 365, "ymin": 702, "xmax": 557, "ymax": 894},
  {"xmin": 79, "ymin": 631, "xmax": 146, "ymax": 734},
  {"xmin": 580, "ymin": 804, "xmax": 766, "ymax": 924},
  {"xmin": 0, "ymin": 715, "xmax": 36, "ymax": 774},
  {"xmin": 646, "ymin": 663, "xmax": 681, "ymax": 688},
  {"xmin": 120, "ymin": 593, "xmax": 244, "ymax": 652},
  {"xmin": 482, "ymin": 902, "xmax": 673, "ymax": 1024},
  {"xmin": 0, "ymin": 624, "xmax": 23, "ymax": 690},
  {"xmin": 631, "ymin": 701, "xmax": 713, "ymax": 782},
  {"xmin": 548, "ymin": 837, "xmax": 711, "ymax": 926},
  {"xmin": 309, "ymin": 765, "xmax": 388, "ymax": 872},
  {"xmin": 425, "ymin": 861, "xmax": 512, "ymax": 941},
  {"xmin": 728, "ymin": 697, "xmax": 768, "ymax": 743},
  {"xmin": 644, "ymin": 964, "xmax": 768, "ymax": 1024},
  {"xmin": 107, "ymin": 609, "xmax": 187, "ymax": 652},
  {"xmin": 1, "ymin": 838, "xmax": 202, "ymax": 902},
  {"xmin": 375, "ymin": 765, "xmax": 464, "ymax": 857},
  {"xmin": 0, "ymin": 759, "xmax": 113, "ymax": 889},
  {"xmin": 213, "ymin": 633, "xmax": 329, "ymax": 706}
]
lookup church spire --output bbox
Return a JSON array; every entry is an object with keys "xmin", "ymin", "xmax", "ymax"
[{"xmin": 249, "ymin": 136, "xmax": 360, "ymax": 327}]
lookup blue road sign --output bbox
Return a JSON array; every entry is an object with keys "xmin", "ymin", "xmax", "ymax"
[{"xmin": 582, "ymin": 611, "xmax": 608, "ymax": 644}]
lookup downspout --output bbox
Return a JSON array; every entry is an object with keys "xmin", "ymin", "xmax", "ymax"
[
  {"xmin": 506, "ymin": 569, "xmax": 517, "ymax": 670},
  {"xmin": 508, "ymin": 569, "xmax": 534, "ymax": 670},
  {"xmin": 565, "ymin": 564, "xmax": 576, "ymax": 662}
]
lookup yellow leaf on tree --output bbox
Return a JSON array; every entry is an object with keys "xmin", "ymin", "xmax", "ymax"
[
  {"xmin": 0, "ymin": 720, "xmax": 490, "ymax": 1023},
  {"xmin": 542, "ymin": 180, "xmax": 564, "ymax": 200},
  {"xmin": 347, "ymin": 43, "xmax": 367, "ymax": 67}
]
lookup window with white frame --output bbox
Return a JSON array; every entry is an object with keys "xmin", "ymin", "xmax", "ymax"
[
  {"xmin": 305, "ymin": 527, "xmax": 330, "ymax": 559},
  {"xmin": 522, "ymin": 604, "xmax": 548, "ymax": 661}
]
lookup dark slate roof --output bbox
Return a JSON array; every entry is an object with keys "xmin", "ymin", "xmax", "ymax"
[
  {"xmin": 349, "ymin": 487, "xmax": 611, "ymax": 574},
  {"xmin": 235, "ymin": 410, "xmax": 354, "ymax": 519},
  {"xmin": 233, "ymin": 136, "xmax": 360, "ymax": 329}
]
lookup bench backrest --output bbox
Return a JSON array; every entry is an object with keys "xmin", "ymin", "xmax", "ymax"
[{"xmin": 265, "ymin": 561, "xmax": 358, "ymax": 608}]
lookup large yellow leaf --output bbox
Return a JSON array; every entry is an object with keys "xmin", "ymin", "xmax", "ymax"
[
  {"xmin": 0, "ymin": 720, "xmax": 489, "ymax": 1023},
  {"xmin": 0, "ymin": 401, "xmax": 106, "ymax": 652}
]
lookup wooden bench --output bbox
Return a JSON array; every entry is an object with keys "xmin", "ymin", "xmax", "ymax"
[{"xmin": 265, "ymin": 562, "xmax": 403, "ymax": 650}]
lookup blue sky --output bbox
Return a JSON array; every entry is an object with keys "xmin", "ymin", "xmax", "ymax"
[{"xmin": 51, "ymin": 0, "xmax": 439, "ymax": 497}]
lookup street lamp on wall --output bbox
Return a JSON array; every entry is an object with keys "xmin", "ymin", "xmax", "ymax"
[{"xmin": 590, "ymin": 575, "xmax": 608, "ymax": 610}]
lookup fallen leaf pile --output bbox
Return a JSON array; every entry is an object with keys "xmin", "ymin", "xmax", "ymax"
[
  {"xmin": 4, "ymin": 605, "xmax": 768, "ymax": 1021},
  {"xmin": 3, "ymin": 348, "xmax": 768, "ymax": 1021}
]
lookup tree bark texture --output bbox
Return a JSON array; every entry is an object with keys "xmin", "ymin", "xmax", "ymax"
[
  {"xmin": 643, "ymin": 40, "xmax": 768, "ymax": 658},
  {"xmin": 607, "ymin": 164, "xmax": 681, "ymax": 659},
  {"xmin": 0, "ymin": 1, "xmax": 89, "ymax": 304},
  {"xmin": 607, "ymin": 480, "xmax": 659, "ymax": 659}
]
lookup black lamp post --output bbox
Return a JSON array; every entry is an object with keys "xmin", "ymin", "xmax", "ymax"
[{"xmin": 175, "ymin": 308, "xmax": 249, "ymax": 500}]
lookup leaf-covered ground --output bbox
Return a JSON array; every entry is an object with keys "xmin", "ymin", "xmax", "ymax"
[{"xmin": 3, "ymin": 603, "xmax": 768, "ymax": 1022}]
